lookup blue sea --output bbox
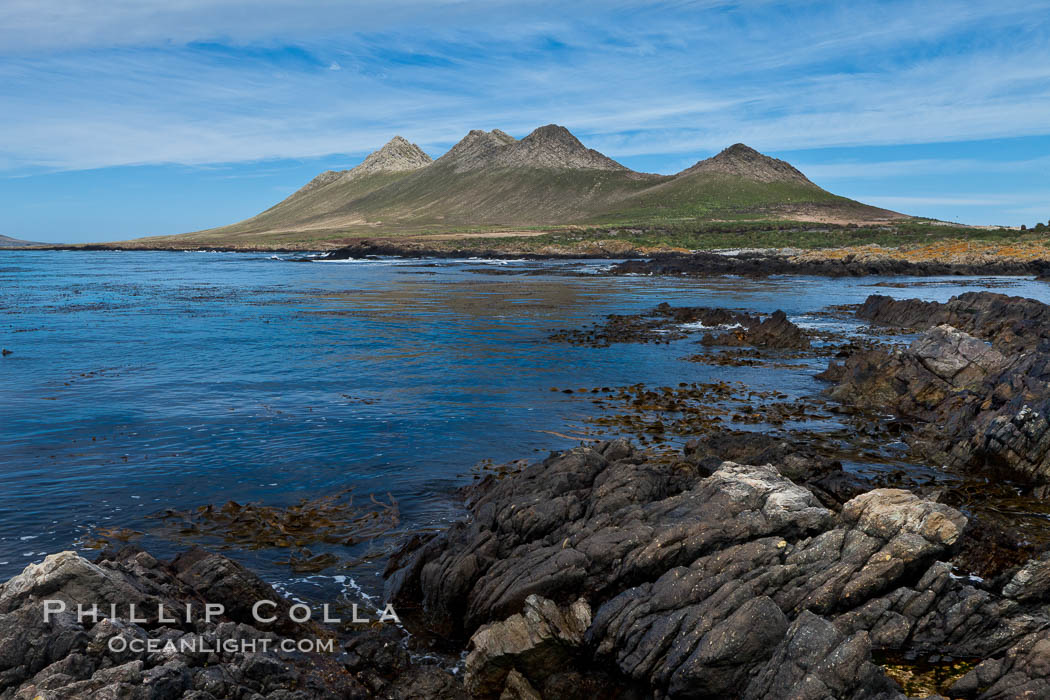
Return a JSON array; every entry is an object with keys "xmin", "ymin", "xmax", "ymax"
[{"xmin": 3, "ymin": 250, "xmax": 1048, "ymax": 602}]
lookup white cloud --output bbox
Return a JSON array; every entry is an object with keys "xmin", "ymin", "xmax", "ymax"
[
  {"xmin": 0, "ymin": 0, "xmax": 1048, "ymax": 173},
  {"xmin": 796, "ymin": 156, "xmax": 1050, "ymax": 180}
]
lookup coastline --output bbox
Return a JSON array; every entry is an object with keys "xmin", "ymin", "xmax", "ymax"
[
  {"xmin": 6, "ymin": 288, "xmax": 1050, "ymax": 697},
  {"xmin": 14, "ymin": 236, "xmax": 1050, "ymax": 278}
]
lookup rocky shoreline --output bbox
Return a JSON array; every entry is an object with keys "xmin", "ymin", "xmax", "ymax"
[
  {"xmin": 307, "ymin": 241, "xmax": 1050, "ymax": 278},
  {"xmin": 19, "ymin": 239, "xmax": 1050, "ymax": 278},
  {"xmin": 5, "ymin": 291, "xmax": 1050, "ymax": 698},
  {"xmin": 608, "ymin": 250, "xmax": 1050, "ymax": 278}
]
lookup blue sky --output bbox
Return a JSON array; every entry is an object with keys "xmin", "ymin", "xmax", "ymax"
[{"xmin": 1, "ymin": 0, "xmax": 1049, "ymax": 242}]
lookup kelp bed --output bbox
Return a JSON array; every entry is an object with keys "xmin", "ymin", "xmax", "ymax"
[
  {"xmin": 551, "ymin": 381, "xmax": 837, "ymax": 448},
  {"xmin": 81, "ymin": 489, "xmax": 401, "ymax": 574}
]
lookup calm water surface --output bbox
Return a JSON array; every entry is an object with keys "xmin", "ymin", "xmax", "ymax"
[{"xmin": 3, "ymin": 251, "xmax": 1048, "ymax": 601}]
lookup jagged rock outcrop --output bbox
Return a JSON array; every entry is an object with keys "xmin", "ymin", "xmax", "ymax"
[
  {"xmin": 683, "ymin": 430, "xmax": 868, "ymax": 509},
  {"xmin": 11, "ymin": 437, "xmax": 1050, "ymax": 698},
  {"xmin": 387, "ymin": 440, "xmax": 1050, "ymax": 698},
  {"xmin": 0, "ymin": 547, "xmax": 459, "ymax": 699},
  {"xmin": 700, "ymin": 309, "xmax": 811, "ymax": 349},
  {"xmin": 857, "ymin": 292, "xmax": 1050, "ymax": 353},
  {"xmin": 820, "ymin": 321, "xmax": 1050, "ymax": 484},
  {"xmin": 951, "ymin": 630, "xmax": 1050, "ymax": 698}
]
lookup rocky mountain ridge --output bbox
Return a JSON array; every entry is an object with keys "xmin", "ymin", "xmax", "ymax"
[{"xmin": 177, "ymin": 123, "xmax": 903, "ymax": 242}]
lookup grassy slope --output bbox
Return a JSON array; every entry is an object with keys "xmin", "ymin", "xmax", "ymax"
[
  {"xmin": 202, "ymin": 171, "xmax": 415, "ymax": 236},
  {"xmin": 333, "ymin": 164, "xmax": 664, "ymax": 226},
  {"xmin": 594, "ymin": 172, "xmax": 872, "ymax": 223}
]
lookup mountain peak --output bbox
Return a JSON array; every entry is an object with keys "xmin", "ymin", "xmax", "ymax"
[
  {"xmin": 682, "ymin": 143, "xmax": 815, "ymax": 185},
  {"xmin": 439, "ymin": 123, "xmax": 628, "ymax": 172},
  {"xmin": 499, "ymin": 124, "xmax": 628, "ymax": 171},
  {"xmin": 437, "ymin": 129, "xmax": 519, "ymax": 171},
  {"xmin": 522, "ymin": 124, "xmax": 579, "ymax": 146},
  {"xmin": 349, "ymin": 136, "xmax": 432, "ymax": 178},
  {"xmin": 296, "ymin": 137, "xmax": 432, "ymax": 194},
  {"xmin": 720, "ymin": 143, "xmax": 763, "ymax": 159}
]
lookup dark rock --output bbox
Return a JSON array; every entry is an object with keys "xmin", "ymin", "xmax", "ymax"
[
  {"xmin": 464, "ymin": 594, "xmax": 591, "ymax": 698},
  {"xmin": 949, "ymin": 629, "xmax": 1050, "ymax": 698},
  {"xmin": 550, "ymin": 303, "xmax": 761, "ymax": 347},
  {"xmin": 683, "ymin": 430, "xmax": 868, "ymax": 509},
  {"xmin": 857, "ymin": 291, "xmax": 1050, "ymax": 353},
  {"xmin": 610, "ymin": 252, "xmax": 1050, "ymax": 279},
  {"xmin": 821, "ymin": 321, "xmax": 1050, "ymax": 484},
  {"xmin": 701, "ymin": 309, "xmax": 811, "ymax": 349},
  {"xmin": 742, "ymin": 612, "xmax": 901, "ymax": 699},
  {"xmin": 550, "ymin": 302, "xmax": 811, "ymax": 350},
  {"xmin": 388, "ymin": 439, "xmax": 1050, "ymax": 697},
  {"xmin": 0, "ymin": 547, "xmax": 458, "ymax": 699}
]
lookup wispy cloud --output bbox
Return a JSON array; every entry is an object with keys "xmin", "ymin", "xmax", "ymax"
[
  {"xmin": 798, "ymin": 156, "xmax": 1050, "ymax": 180},
  {"xmin": 0, "ymin": 0, "xmax": 1048, "ymax": 233},
  {"xmin": 1, "ymin": 0, "xmax": 1048, "ymax": 172},
  {"xmin": 861, "ymin": 195, "xmax": 1040, "ymax": 208}
]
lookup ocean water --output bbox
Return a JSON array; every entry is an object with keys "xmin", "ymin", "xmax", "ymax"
[{"xmin": 2, "ymin": 250, "xmax": 1048, "ymax": 601}]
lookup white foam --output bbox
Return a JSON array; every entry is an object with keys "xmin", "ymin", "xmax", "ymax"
[{"xmin": 680, "ymin": 322, "xmax": 744, "ymax": 331}]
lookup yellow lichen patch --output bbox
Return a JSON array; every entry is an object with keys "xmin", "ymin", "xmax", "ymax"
[
  {"xmin": 876, "ymin": 653, "xmax": 977, "ymax": 697},
  {"xmin": 791, "ymin": 239, "xmax": 1050, "ymax": 265}
]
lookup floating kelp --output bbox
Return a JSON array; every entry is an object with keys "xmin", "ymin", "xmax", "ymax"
[
  {"xmin": 151, "ymin": 490, "xmax": 399, "ymax": 551},
  {"xmin": 79, "ymin": 526, "xmax": 144, "ymax": 550},
  {"xmin": 549, "ymin": 303, "xmax": 760, "ymax": 347},
  {"xmin": 685, "ymin": 347, "xmax": 802, "ymax": 368},
  {"xmin": 551, "ymin": 381, "xmax": 836, "ymax": 449},
  {"xmin": 467, "ymin": 457, "xmax": 530, "ymax": 481},
  {"xmin": 276, "ymin": 549, "xmax": 342, "ymax": 574}
]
